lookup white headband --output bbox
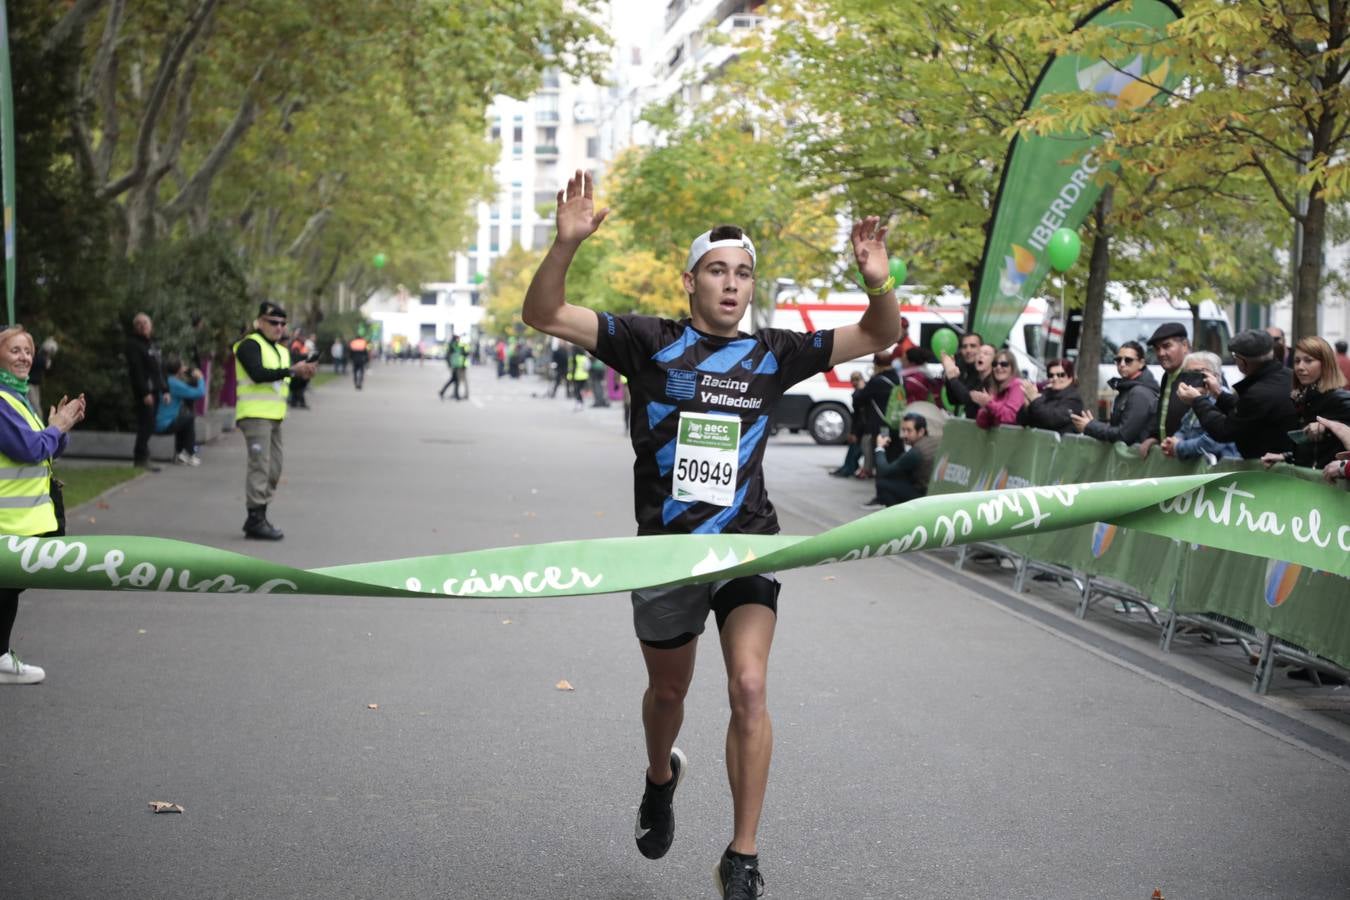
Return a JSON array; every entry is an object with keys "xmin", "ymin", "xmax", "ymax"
[{"xmin": 686, "ymin": 230, "xmax": 757, "ymax": 273}]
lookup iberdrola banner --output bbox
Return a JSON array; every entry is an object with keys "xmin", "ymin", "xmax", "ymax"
[
  {"xmin": 2, "ymin": 473, "xmax": 1345, "ymax": 600},
  {"xmin": 969, "ymin": 0, "xmax": 1184, "ymax": 350}
]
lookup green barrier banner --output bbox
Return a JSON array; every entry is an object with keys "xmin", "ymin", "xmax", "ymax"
[
  {"xmin": 2, "ymin": 472, "xmax": 1345, "ymax": 605},
  {"xmin": 970, "ymin": 0, "xmax": 1183, "ymax": 349}
]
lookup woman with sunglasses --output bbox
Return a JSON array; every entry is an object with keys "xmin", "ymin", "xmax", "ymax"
[
  {"xmin": 1017, "ymin": 358, "xmax": 1085, "ymax": 434},
  {"xmin": 972, "ymin": 349, "xmax": 1025, "ymax": 429},
  {"xmin": 1070, "ymin": 340, "xmax": 1159, "ymax": 445},
  {"xmin": 1261, "ymin": 335, "xmax": 1350, "ymax": 470}
]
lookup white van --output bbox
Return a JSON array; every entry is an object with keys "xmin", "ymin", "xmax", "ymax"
[{"xmin": 752, "ymin": 287, "xmax": 1046, "ymax": 443}]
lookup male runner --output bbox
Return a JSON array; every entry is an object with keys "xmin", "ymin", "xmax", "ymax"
[{"xmin": 522, "ymin": 170, "xmax": 899, "ymax": 899}]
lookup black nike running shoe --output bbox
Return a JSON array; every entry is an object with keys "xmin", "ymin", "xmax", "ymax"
[
  {"xmin": 714, "ymin": 848, "xmax": 765, "ymax": 900},
  {"xmin": 634, "ymin": 747, "xmax": 686, "ymax": 860}
]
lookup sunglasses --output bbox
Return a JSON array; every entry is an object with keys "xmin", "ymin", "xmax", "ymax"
[
  {"xmin": 1113, "ymin": 355, "xmax": 1139, "ymax": 364},
  {"xmin": 1048, "ymin": 371, "xmax": 1068, "ymax": 379},
  {"xmin": 262, "ymin": 317, "xmax": 287, "ymax": 326},
  {"xmin": 993, "ymin": 360, "xmax": 1013, "ymax": 368}
]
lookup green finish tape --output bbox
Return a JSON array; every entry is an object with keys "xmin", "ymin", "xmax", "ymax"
[{"xmin": 3, "ymin": 472, "xmax": 1344, "ymax": 598}]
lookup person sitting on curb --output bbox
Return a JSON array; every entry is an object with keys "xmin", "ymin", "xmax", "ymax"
[
  {"xmin": 154, "ymin": 354, "xmax": 206, "ymax": 466},
  {"xmin": 864, "ymin": 412, "xmax": 939, "ymax": 508}
]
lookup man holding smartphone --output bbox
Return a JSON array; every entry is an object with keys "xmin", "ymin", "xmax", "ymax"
[
  {"xmin": 522, "ymin": 170, "xmax": 899, "ymax": 900},
  {"xmin": 233, "ymin": 301, "xmax": 318, "ymax": 539},
  {"xmin": 1175, "ymin": 329, "xmax": 1300, "ymax": 459}
]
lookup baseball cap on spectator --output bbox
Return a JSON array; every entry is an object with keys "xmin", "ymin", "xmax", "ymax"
[
  {"xmin": 1228, "ymin": 329, "xmax": 1274, "ymax": 358},
  {"xmin": 258, "ymin": 300, "xmax": 287, "ymax": 320},
  {"xmin": 1146, "ymin": 322, "xmax": 1187, "ymax": 345}
]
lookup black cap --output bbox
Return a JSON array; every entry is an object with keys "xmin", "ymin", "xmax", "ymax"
[
  {"xmin": 1146, "ymin": 322, "xmax": 1188, "ymax": 345},
  {"xmin": 1229, "ymin": 328, "xmax": 1274, "ymax": 358},
  {"xmin": 258, "ymin": 300, "xmax": 287, "ymax": 320}
]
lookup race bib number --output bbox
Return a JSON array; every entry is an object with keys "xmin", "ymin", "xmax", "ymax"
[{"xmin": 672, "ymin": 412, "xmax": 741, "ymax": 507}]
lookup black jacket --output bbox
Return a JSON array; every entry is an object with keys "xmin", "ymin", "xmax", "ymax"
[
  {"xmin": 1292, "ymin": 385, "xmax": 1350, "ymax": 468},
  {"xmin": 1191, "ymin": 358, "xmax": 1300, "ymax": 459},
  {"xmin": 943, "ymin": 370, "xmax": 986, "ymax": 420},
  {"xmin": 1018, "ymin": 384, "xmax": 1086, "ymax": 434},
  {"xmin": 1084, "ymin": 369, "xmax": 1158, "ymax": 445},
  {"xmin": 858, "ymin": 368, "xmax": 900, "ymax": 435},
  {"xmin": 125, "ymin": 333, "xmax": 164, "ymax": 399}
]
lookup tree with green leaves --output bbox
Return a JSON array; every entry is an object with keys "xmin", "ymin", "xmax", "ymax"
[{"xmin": 1015, "ymin": 0, "xmax": 1350, "ymax": 342}]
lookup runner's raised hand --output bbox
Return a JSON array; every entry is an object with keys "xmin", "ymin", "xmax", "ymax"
[
  {"xmin": 849, "ymin": 217, "xmax": 891, "ymax": 289},
  {"xmin": 555, "ymin": 169, "xmax": 610, "ymax": 247}
]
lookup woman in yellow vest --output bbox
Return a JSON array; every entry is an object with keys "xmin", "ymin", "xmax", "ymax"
[{"xmin": 0, "ymin": 325, "xmax": 86, "ymax": 685}]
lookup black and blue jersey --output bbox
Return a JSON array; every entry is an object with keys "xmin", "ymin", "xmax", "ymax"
[{"xmin": 592, "ymin": 311, "xmax": 834, "ymax": 536}]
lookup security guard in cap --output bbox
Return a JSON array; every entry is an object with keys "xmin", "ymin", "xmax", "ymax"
[{"xmin": 233, "ymin": 301, "xmax": 317, "ymax": 539}]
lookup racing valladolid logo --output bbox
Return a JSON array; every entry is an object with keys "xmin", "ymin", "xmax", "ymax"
[
  {"xmin": 1076, "ymin": 54, "xmax": 1169, "ymax": 111},
  {"xmin": 998, "ymin": 244, "xmax": 1036, "ymax": 296}
]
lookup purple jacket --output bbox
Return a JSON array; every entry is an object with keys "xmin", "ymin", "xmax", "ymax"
[{"xmin": 0, "ymin": 386, "xmax": 68, "ymax": 463}]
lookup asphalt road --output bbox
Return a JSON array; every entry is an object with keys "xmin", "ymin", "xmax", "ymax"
[{"xmin": 3, "ymin": 360, "xmax": 1348, "ymax": 900}]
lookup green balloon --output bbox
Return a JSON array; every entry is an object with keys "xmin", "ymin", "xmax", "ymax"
[
  {"xmin": 473, "ymin": 273, "xmax": 485, "ymax": 285},
  {"xmin": 1046, "ymin": 228, "xmax": 1081, "ymax": 273},
  {"xmin": 889, "ymin": 257, "xmax": 907, "ymax": 284},
  {"xmin": 372, "ymin": 252, "xmax": 387, "ymax": 269},
  {"xmin": 931, "ymin": 327, "xmax": 959, "ymax": 358}
]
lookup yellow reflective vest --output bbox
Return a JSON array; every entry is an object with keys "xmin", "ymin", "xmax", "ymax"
[
  {"xmin": 0, "ymin": 390, "xmax": 57, "ymax": 536},
  {"xmin": 571, "ymin": 354, "xmax": 590, "ymax": 381},
  {"xmin": 234, "ymin": 333, "xmax": 291, "ymax": 421}
]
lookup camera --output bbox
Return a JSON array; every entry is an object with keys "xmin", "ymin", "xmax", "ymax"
[{"xmin": 1177, "ymin": 370, "xmax": 1207, "ymax": 388}]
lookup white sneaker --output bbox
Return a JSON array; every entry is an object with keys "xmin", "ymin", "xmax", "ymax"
[
  {"xmin": 0, "ymin": 651, "xmax": 45, "ymax": 684},
  {"xmin": 173, "ymin": 450, "xmax": 192, "ymax": 465},
  {"xmin": 188, "ymin": 454, "xmax": 202, "ymax": 467}
]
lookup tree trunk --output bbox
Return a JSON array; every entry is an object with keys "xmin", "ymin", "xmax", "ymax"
[
  {"xmin": 1293, "ymin": 191, "xmax": 1325, "ymax": 343},
  {"xmin": 1077, "ymin": 186, "xmax": 1114, "ymax": 416}
]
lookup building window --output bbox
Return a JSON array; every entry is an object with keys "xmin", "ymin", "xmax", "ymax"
[
  {"xmin": 470, "ymin": 291, "xmax": 481, "ymax": 307},
  {"xmin": 420, "ymin": 291, "xmax": 438, "ymax": 306},
  {"xmin": 586, "ymin": 136, "xmax": 600, "ymax": 158},
  {"xmin": 420, "ymin": 324, "xmax": 437, "ymax": 341}
]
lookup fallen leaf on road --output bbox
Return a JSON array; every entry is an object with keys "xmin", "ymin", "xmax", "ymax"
[
  {"xmin": 555, "ymin": 680, "xmax": 574, "ymax": 691},
  {"xmin": 148, "ymin": 801, "xmax": 184, "ymax": 814},
  {"xmin": 137, "ymin": 629, "xmax": 147, "ymax": 635},
  {"xmin": 502, "ymin": 619, "xmax": 512, "ymax": 625},
  {"xmin": 822, "ymin": 575, "xmax": 836, "ymax": 581},
  {"xmin": 512, "ymin": 533, "xmax": 521, "ymax": 539},
  {"xmin": 523, "ymin": 511, "xmax": 537, "ymax": 518},
  {"xmin": 96, "ymin": 501, "xmax": 110, "ymax": 509},
  {"xmin": 594, "ymin": 511, "xmax": 605, "ymax": 517},
  {"xmin": 367, "ymin": 703, "xmax": 379, "ymax": 710},
  {"xmin": 86, "ymin": 517, "xmax": 96, "ymax": 523}
]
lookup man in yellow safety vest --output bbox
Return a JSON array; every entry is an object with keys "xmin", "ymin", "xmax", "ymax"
[{"xmin": 233, "ymin": 301, "xmax": 317, "ymax": 540}]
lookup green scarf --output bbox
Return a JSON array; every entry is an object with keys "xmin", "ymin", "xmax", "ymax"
[{"xmin": 0, "ymin": 369, "xmax": 29, "ymax": 393}]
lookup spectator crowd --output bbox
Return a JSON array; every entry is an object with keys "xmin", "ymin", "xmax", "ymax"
[{"xmin": 829, "ymin": 319, "xmax": 1350, "ymax": 507}]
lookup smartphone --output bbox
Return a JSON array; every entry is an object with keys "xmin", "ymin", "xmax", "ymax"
[
  {"xmin": 304, "ymin": 351, "xmax": 322, "ymax": 363},
  {"xmin": 1177, "ymin": 370, "xmax": 1207, "ymax": 388},
  {"xmin": 1287, "ymin": 429, "xmax": 1310, "ymax": 446}
]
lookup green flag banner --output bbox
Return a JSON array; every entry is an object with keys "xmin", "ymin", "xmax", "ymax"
[
  {"xmin": 970, "ymin": 0, "xmax": 1183, "ymax": 349},
  {"xmin": 1, "ymin": 472, "xmax": 1345, "ymax": 602},
  {"xmin": 0, "ymin": 0, "xmax": 16, "ymax": 324}
]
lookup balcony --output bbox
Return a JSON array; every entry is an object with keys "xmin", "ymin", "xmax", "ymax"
[
  {"xmin": 534, "ymin": 145, "xmax": 559, "ymax": 159},
  {"xmin": 535, "ymin": 110, "xmax": 560, "ymax": 124}
]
